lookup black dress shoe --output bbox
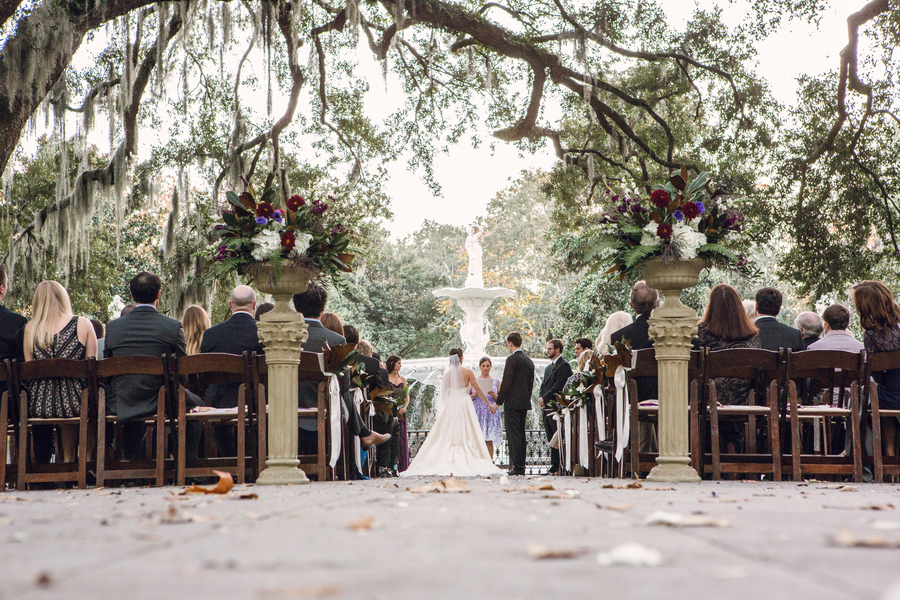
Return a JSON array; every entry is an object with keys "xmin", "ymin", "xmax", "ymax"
[
  {"xmin": 390, "ymin": 468, "xmax": 399, "ymax": 478},
  {"xmin": 547, "ymin": 466, "xmax": 559, "ymax": 475},
  {"xmin": 507, "ymin": 469, "xmax": 526, "ymax": 476},
  {"xmin": 595, "ymin": 438, "xmax": 614, "ymax": 453}
]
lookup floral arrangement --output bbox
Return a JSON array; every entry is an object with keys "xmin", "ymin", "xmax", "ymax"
[
  {"xmin": 552, "ymin": 340, "xmax": 634, "ymax": 410},
  {"xmin": 597, "ymin": 167, "xmax": 750, "ymax": 278},
  {"xmin": 209, "ymin": 178, "xmax": 354, "ymax": 278}
]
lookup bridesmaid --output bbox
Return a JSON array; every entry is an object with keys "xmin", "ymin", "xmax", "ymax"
[
  {"xmin": 470, "ymin": 357, "xmax": 502, "ymax": 459},
  {"xmin": 386, "ymin": 355, "xmax": 410, "ymax": 472}
]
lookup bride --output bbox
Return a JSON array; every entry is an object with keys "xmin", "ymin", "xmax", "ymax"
[{"xmin": 400, "ymin": 348, "xmax": 503, "ymax": 477}]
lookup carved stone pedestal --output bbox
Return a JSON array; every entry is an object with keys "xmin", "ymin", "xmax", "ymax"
[
  {"xmin": 642, "ymin": 258, "xmax": 705, "ymax": 483},
  {"xmin": 253, "ymin": 265, "xmax": 312, "ymax": 486}
]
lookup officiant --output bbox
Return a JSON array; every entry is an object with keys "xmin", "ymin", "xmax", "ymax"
[{"xmin": 537, "ymin": 339, "xmax": 572, "ymax": 475}]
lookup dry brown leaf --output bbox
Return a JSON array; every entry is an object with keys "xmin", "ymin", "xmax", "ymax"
[
  {"xmin": 830, "ymin": 528, "xmax": 900, "ymax": 548},
  {"xmin": 258, "ymin": 585, "xmax": 342, "ymax": 598},
  {"xmin": 160, "ymin": 505, "xmax": 193, "ymax": 524},
  {"xmin": 407, "ymin": 477, "xmax": 470, "ymax": 494},
  {"xmin": 602, "ymin": 482, "xmax": 642, "ymax": 490},
  {"xmin": 347, "ymin": 517, "xmax": 375, "ymax": 530},
  {"xmin": 825, "ymin": 504, "xmax": 895, "ymax": 511},
  {"xmin": 645, "ymin": 486, "xmax": 676, "ymax": 491},
  {"xmin": 527, "ymin": 542, "xmax": 584, "ymax": 559},
  {"xmin": 184, "ymin": 471, "xmax": 235, "ymax": 495},
  {"xmin": 34, "ymin": 572, "xmax": 52, "ymax": 588},
  {"xmin": 238, "ymin": 493, "xmax": 259, "ymax": 500}
]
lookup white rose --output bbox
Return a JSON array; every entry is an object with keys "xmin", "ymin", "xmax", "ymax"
[
  {"xmin": 251, "ymin": 229, "xmax": 283, "ymax": 261},
  {"xmin": 641, "ymin": 222, "xmax": 662, "ymax": 247},
  {"xmin": 291, "ymin": 232, "xmax": 314, "ymax": 256},
  {"xmin": 673, "ymin": 224, "xmax": 707, "ymax": 259}
]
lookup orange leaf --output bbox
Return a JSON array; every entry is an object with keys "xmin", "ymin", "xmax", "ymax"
[{"xmin": 185, "ymin": 470, "xmax": 235, "ymax": 494}]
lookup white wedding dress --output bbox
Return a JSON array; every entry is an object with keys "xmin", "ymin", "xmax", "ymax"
[{"xmin": 400, "ymin": 356, "xmax": 503, "ymax": 477}]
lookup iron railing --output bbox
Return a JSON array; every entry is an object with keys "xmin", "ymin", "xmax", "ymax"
[{"xmin": 407, "ymin": 429, "xmax": 551, "ymax": 475}]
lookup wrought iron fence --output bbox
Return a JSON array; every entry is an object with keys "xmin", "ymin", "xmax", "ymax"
[{"xmin": 407, "ymin": 429, "xmax": 551, "ymax": 476}]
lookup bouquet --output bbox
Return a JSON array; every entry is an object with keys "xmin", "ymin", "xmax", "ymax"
[
  {"xmin": 552, "ymin": 340, "xmax": 634, "ymax": 410},
  {"xmin": 209, "ymin": 177, "xmax": 355, "ymax": 278},
  {"xmin": 597, "ymin": 166, "xmax": 751, "ymax": 279}
]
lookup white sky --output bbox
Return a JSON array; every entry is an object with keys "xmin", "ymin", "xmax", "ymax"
[{"xmin": 370, "ymin": 1, "xmax": 849, "ymax": 240}]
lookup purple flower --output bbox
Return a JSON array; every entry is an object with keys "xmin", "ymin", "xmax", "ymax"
[
  {"xmin": 673, "ymin": 210, "xmax": 684, "ymax": 222},
  {"xmin": 723, "ymin": 216, "xmax": 736, "ymax": 230},
  {"xmin": 695, "ymin": 202, "xmax": 705, "ymax": 214},
  {"xmin": 272, "ymin": 211, "xmax": 283, "ymax": 223},
  {"xmin": 616, "ymin": 205, "xmax": 627, "ymax": 214},
  {"xmin": 331, "ymin": 224, "xmax": 346, "ymax": 235},
  {"xmin": 630, "ymin": 205, "xmax": 646, "ymax": 213},
  {"xmin": 255, "ymin": 217, "xmax": 268, "ymax": 225}
]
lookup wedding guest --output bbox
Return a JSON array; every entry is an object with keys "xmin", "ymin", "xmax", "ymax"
[
  {"xmin": 23, "ymin": 281, "xmax": 98, "ymax": 463},
  {"xmin": 795, "ymin": 311, "xmax": 824, "ymax": 349},
  {"xmin": 254, "ymin": 302, "xmax": 274, "ymax": 321},
  {"xmin": 743, "ymin": 300, "xmax": 758, "ymax": 320},
  {"xmin": 386, "ymin": 355, "xmax": 410, "ymax": 473},
  {"xmin": 0, "ymin": 265, "xmax": 27, "ymax": 401},
  {"xmin": 120, "ymin": 304, "xmax": 135, "ymax": 317},
  {"xmin": 576, "ymin": 348, "xmax": 594, "ymax": 372},
  {"xmin": 808, "ymin": 304, "xmax": 864, "ymax": 352},
  {"xmin": 105, "ymin": 272, "xmax": 204, "ymax": 461},
  {"xmin": 852, "ymin": 281, "xmax": 900, "ymax": 456},
  {"xmin": 182, "ymin": 305, "xmax": 211, "ymax": 355},
  {"xmin": 199, "ymin": 285, "xmax": 264, "ymax": 457},
  {"xmin": 341, "ymin": 326, "xmax": 390, "ymax": 454},
  {"xmin": 355, "ymin": 339, "xmax": 398, "ymax": 476},
  {"xmin": 470, "ymin": 357, "xmax": 502, "ymax": 459},
  {"xmin": 537, "ymin": 339, "xmax": 572, "ymax": 474},
  {"xmin": 574, "ymin": 337, "xmax": 593, "ymax": 356},
  {"xmin": 596, "ymin": 311, "xmax": 633, "ymax": 355},
  {"xmin": 320, "ymin": 312, "xmax": 344, "ymax": 337},
  {"xmin": 754, "ymin": 287, "xmax": 804, "ymax": 352},
  {"xmin": 694, "ymin": 284, "xmax": 760, "ymax": 405},
  {"xmin": 91, "ymin": 318, "xmax": 105, "ymax": 357}
]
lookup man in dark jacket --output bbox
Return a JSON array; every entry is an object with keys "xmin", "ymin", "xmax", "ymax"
[
  {"xmin": 755, "ymin": 287, "xmax": 804, "ymax": 352},
  {"xmin": 105, "ymin": 272, "xmax": 204, "ymax": 460},
  {"xmin": 537, "ymin": 338, "xmax": 572, "ymax": 474},
  {"xmin": 199, "ymin": 284, "xmax": 264, "ymax": 456},
  {"xmin": 496, "ymin": 332, "xmax": 535, "ymax": 476}
]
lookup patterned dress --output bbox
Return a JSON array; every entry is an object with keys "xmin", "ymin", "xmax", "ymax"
[
  {"xmin": 696, "ymin": 322, "xmax": 761, "ymax": 406},
  {"xmin": 865, "ymin": 324, "xmax": 900, "ymax": 410},
  {"xmin": 28, "ymin": 316, "xmax": 87, "ymax": 419},
  {"xmin": 471, "ymin": 377, "xmax": 503, "ymax": 447}
]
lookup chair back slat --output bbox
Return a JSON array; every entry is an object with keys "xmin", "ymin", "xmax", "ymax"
[
  {"xmin": 704, "ymin": 348, "xmax": 780, "ymax": 381},
  {"xmin": 96, "ymin": 355, "xmax": 167, "ymax": 378},
  {"xmin": 17, "ymin": 358, "xmax": 93, "ymax": 382},
  {"xmin": 869, "ymin": 349, "xmax": 900, "ymax": 373},
  {"xmin": 787, "ymin": 349, "xmax": 864, "ymax": 380},
  {"xmin": 626, "ymin": 349, "xmax": 701, "ymax": 379}
]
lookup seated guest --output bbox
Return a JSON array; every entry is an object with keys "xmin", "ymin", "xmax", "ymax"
[
  {"xmin": 292, "ymin": 284, "xmax": 389, "ymax": 460},
  {"xmin": 199, "ymin": 285, "xmax": 263, "ymax": 457},
  {"xmin": 743, "ymin": 300, "xmax": 758, "ymax": 320},
  {"xmin": 24, "ymin": 281, "xmax": 98, "ymax": 463},
  {"xmin": 754, "ymin": 287, "xmax": 804, "ymax": 352},
  {"xmin": 0, "ymin": 263, "xmax": 28, "ymax": 379},
  {"xmin": 694, "ymin": 284, "xmax": 760, "ymax": 405},
  {"xmin": 254, "ymin": 302, "xmax": 274, "ymax": 321},
  {"xmin": 342, "ymin": 326, "xmax": 391, "ymax": 452},
  {"xmin": 105, "ymin": 272, "xmax": 204, "ymax": 460},
  {"xmin": 354, "ymin": 336, "xmax": 397, "ymax": 475},
  {"xmin": 852, "ymin": 281, "xmax": 900, "ymax": 456},
  {"xmin": 320, "ymin": 312, "xmax": 343, "ymax": 335},
  {"xmin": 120, "ymin": 304, "xmax": 135, "ymax": 317},
  {"xmin": 91, "ymin": 318, "xmax": 105, "ymax": 357},
  {"xmin": 596, "ymin": 311, "xmax": 632, "ymax": 355},
  {"xmin": 808, "ymin": 304, "xmax": 864, "ymax": 352},
  {"xmin": 795, "ymin": 311, "xmax": 824, "ymax": 349},
  {"xmin": 182, "ymin": 305, "xmax": 211, "ymax": 355},
  {"xmin": 597, "ymin": 283, "xmax": 657, "ymax": 454}
]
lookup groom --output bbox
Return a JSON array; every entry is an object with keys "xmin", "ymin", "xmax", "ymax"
[{"xmin": 496, "ymin": 332, "xmax": 535, "ymax": 476}]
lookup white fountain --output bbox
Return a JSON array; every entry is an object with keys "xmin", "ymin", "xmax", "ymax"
[{"xmin": 432, "ymin": 225, "xmax": 515, "ymax": 361}]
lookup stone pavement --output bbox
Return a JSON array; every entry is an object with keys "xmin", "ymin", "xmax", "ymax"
[{"xmin": 2, "ymin": 476, "xmax": 900, "ymax": 599}]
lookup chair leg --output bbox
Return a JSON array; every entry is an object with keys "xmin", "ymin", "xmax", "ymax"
[
  {"xmin": 176, "ymin": 389, "xmax": 186, "ymax": 487},
  {"xmin": 318, "ymin": 383, "xmax": 327, "ymax": 481},
  {"xmin": 257, "ymin": 384, "xmax": 267, "ymax": 481},
  {"xmin": 872, "ymin": 387, "xmax": 884, "ymax": 483},
  {"xmin": 789, "ymin": 383, "xmax": 802, "ymax": 482},
  {"xmin": 96, "ymin": 406, "xmax": 106, "ymax": 488},
  {"xmin": 17, "ymin": 392, "xmax": 27, "ymax": 491},
  {"xmin": 709, "ymin": 384, "xmax": 721, "ymax": 481},
  {"xmin": 157, "ymin": 389, "xmax": 167, "ymax": 487},
  {"xmin": 1, "ymin": 392, "xmax": 7, "ymax": 491},
  {"xmin": 851, "ymin": 386, "xmax": 863, "ymax": 483},
  {"xmin": 690, "ymin": 381, "xmax": 701, "ymax": 477},
  {"xmin": 768, "ymin": 382, "xmax": 782, "ymax": 482}
]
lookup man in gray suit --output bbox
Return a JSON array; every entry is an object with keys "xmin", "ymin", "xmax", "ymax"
[
  {"xmin": 105, "ymin": 272, "xmax": 204, "ymax": 460},
  {"xmin": 808, "ymin": 304, "xmax": 864, "ymax": 353},
  {"xmin": 754, "ymin": 287, "xmax": 805, "ymax": 352},
  {"xmin": 496, "ymin": 332, "xmax": 535, "ymax": 476}
]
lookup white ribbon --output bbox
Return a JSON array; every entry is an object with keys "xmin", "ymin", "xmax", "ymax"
[
  {"xmin": 563, "ymin": 407, "xmax": 572, "ymax": 472},
  {"xmin": 594, "ymin": 385, "xmax": 605, "ymax": 460},
  {"xmin": 352, "ymin": 388, "xmax": 366, "ymax": 473},
  {"xmin": 579, "ymin": 405, "xmax": 589, "ymax": 469},
  {"xmin": 614, "ymin": 365, "xmax": 630, "ymax": 462},
  {"xmin": 328, "ymin": 374, "xmax": 341, "ymax": 469}
]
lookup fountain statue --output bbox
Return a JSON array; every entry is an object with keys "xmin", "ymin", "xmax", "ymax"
[{"xmin": 433, "ymin": 224, "xmax": 515, "ymax": 360}]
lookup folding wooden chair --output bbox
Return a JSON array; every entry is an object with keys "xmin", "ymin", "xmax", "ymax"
[
  {"xmin": 863, "ymin": 349, "xmax": 900, "ymax": 482},
  {"xmin": 1, "ymin": 361, "xmax": 17, "ymax": 490},
  {"xmin": 785, "ymin": 349, "xmax": 864, "ymax": 482},
  {"xmin": 703, "ymin": 348, "xmax": 782, "ymax": 481},
  {"xmin": 170, "ymin": 352, "xmax": 256, "ymax": 485},
  {"xmin": 14, "ymin": 358, "xmax": 95, "ymax": 490},
  {"xmin": 626, "ymin": 349, "xmax": 702, "ymax": 479},
  {"xmin": 92, "ymin": 355, "xmax": 172, "ymax": 487}
]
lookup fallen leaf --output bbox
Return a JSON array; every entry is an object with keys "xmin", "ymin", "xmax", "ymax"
[
  {"xmin": 184, "ymin": 471, "xmax": 235, "ymax": 495},
  {"xmin": 348, "ymin": 517, "xmax": 375, "ymax": 530},
  {"xmin": 160, "ymin": 505, "xmax": 193, "ymax": 524},
  {"xmin": 238, "ymin": 493, "xmax": 259, "ymax": 500},
  {"xmin": 34, "ymin": 572, "xmax": 52, "ymax": 588},
  {"xmin": 601, "ymin": 503, "xmax": 634, "ymax": 512},
  {"xmin": 258, "ymin": 585, "xmax": 342, "ymax": 598},
  {"xmin": 602, "ymin": 482, "xmax": 642, "ymax": 490},
  {"xmin": 645, "ymin": 486, "xmax": 675, "ymax": 491},
  {"xmin": 407, "ymin": 478, "xmax": 469, "ymax": 494},
  {"xmin": 824, "ymin": 504, "xmax": 895, "ymax": 511},
  {"xmin": 527, "ymin": 542, "xmax": 583, "ymax": 559},
  {"xmin": 597, "ymin": 543, "xmax": 662, "ymax": 567},
  {"xmin": 644, "ymin": 510, "xmax": 730, "ymax": 528},
  {"xmin": 830, "ymin": 528, "xmax": 900, "ymax": 548}
]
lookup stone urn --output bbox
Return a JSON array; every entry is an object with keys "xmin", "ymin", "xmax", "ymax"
[
  {"xmin": 252, "ymin": 263, "xmax": 315, "ymax": 485},
  {"xmin": 641, "ymin": 257, "xmax": 706, "ymax": 483}
]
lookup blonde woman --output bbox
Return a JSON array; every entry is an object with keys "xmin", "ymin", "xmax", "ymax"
[
  {"xmin": 23, "ymin": 281, "xmax": 98, "ymax": 462},
  {"xmin": 182, "ymin": 305, "xmax": 211, "ymax": 355},
  {"xmin": 595, "ymin": 311, "xmax": 633, "ymax": 355}
]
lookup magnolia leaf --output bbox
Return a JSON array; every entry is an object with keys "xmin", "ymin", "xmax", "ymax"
[
  {"xmin": 669, "ymin": 174, "xmax": 686, "ymax": 191},
  {"xmin": 260, "ymin": 187, "xmax": 277, "ymax": 206},
  {"xmin": 239, "ymin": 191, "xmax": 256, "ymax": 210},
  {"xmin": 680, "ymin": 165, "xmax": 688, "ymax": 182}
]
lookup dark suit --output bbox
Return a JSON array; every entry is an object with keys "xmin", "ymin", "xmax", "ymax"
[
  {"xmin": 755, "ymin": 316, "xmax": 804, "ymax": 353},
  {"xmin": 539, "ymin": 357, "xmax": 573, "ymax": 471},
  {"xmin": 199, "ymin": 311, "xmax": 263, "ymax": 456},
  {"xmin": 611, "ymin": 314, "xmax": 658, "ymax": 402},
  {"xmin": 356, "ymin": 353, "xmax": 398, "ymax": 469},
  {"xmin": 105, "ymin": 305, "xmax": 203, "ymax": 460},
  {"xmin": 496, "ymin": 349, "xmax": 535, "ymax": 474},
  {"xmin": 297, "ymin": 319, "xmax": 345, "ymax": 455}
]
